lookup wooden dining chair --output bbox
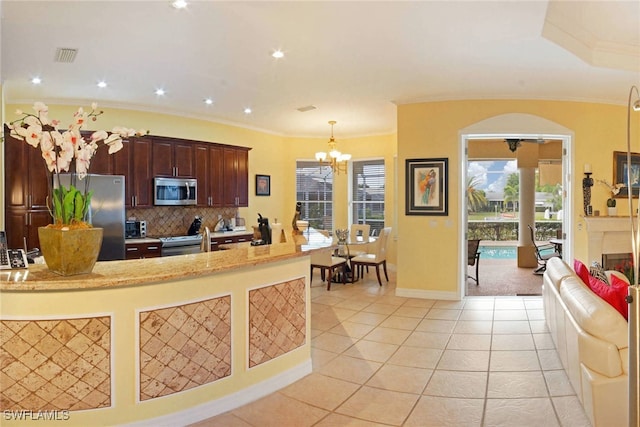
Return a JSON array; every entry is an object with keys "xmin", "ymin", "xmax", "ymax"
[
  {"xmin": 310, "ymin": 249, "xmax": 347, "ymax": 291},
  {"xmin": 350, "ymin": 227, "xmax": 391, "ymax": 286},
  {"xmin": 349, "ymin": 224, "xmax": 371, "ymax": 256}
]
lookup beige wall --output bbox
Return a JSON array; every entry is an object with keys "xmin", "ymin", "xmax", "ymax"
[
  {"xmin": 397, "ymin": 99, "xmax": 639, "ymax": 296},
  {"xmin": 4, "ymin": 103, "xmax": 398, "ymax": 261},
  {"xmin": 9, "ymin": 98, "xmax": 639, "ymax": 294}
]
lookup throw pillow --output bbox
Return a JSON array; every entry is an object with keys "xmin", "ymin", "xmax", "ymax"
[
  {"xmin": 573, "ymin": 259, "xmax": 591, "ymax": 285},
  {"xmin": 588, "ymin": 274, "xmax": 629, "ymax": 320},
  {"xmin": 590, "ymin": 261, "xmax": 609, "ymax": 285},
  {"xmin": 609, "ymin": 275, "xmax": 630, "ymax": 320}
]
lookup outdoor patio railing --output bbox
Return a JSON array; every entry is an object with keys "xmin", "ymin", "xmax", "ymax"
[{"xmin": 468, "ymin": 220, "xmax": 561, "ymax": 241}]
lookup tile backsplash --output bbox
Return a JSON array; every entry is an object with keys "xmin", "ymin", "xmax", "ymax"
[{"xmin": 127, "ymin": 207, "xmax": 240, "ymax": 237}]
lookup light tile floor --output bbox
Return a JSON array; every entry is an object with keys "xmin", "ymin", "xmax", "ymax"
[{"xmin": 191, "ymin": 268, "xmax": 591, "ymax": 427}]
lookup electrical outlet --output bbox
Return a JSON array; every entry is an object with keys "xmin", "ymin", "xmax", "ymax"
[{"xmin": 578, "ymin": 222, "xmax": 583, "ymax": 231}]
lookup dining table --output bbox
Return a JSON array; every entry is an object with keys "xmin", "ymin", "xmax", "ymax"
[
  {"xmin": 549, "ymin": 238, "xmax": 563, "ymax": 257},
  {"xmin": 332, "ymin": 234, "xmax": 377, "ymax": 282}
]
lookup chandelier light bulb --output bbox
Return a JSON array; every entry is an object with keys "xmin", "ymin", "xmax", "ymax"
[{"xmin": 316, "ymin": 120, "xmax": 350, "ymax": 174}]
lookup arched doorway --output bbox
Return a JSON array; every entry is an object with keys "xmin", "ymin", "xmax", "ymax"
[{"xmin": 458, "ymin": 113, "xmax": 574, "ymax": 299}]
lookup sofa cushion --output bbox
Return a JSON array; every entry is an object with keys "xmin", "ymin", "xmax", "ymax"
[
  {"xmin": 560, "ymin": 277, "xmax": 628, "ymax": 350},
  {"xmin": 589, "ymin": 261, "xmax": 609, "ymax": 285},
  {"xmin": 606, "ymin": 275, "xmax": 630, "ymax": 320},
  {"xmin": 573, "ymin": 259, "xmax": 591, "ymax": 286},
  {"xmin": 544, "ymin": 257, "xmax": 576, "ymax": 290},
  {"xmin": 606, "ymin": 270, "xmax": 630, "ymax": 285}
]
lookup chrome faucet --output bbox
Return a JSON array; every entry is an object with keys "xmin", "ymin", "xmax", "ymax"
[{"xmin": 201, "ymin": 226, "xmax": 212, "ymax": 252}]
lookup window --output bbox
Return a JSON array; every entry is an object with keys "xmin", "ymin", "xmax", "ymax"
[
  {"xmin": 351, "ymin": 159, "xmax": 385, "ymax": 235},
  {"xmin": 296, "ymin": 161, "xmax": 333, "ymax": 232}
]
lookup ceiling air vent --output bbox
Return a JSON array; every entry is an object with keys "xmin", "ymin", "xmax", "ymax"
[
  {"xmin": 297, "ymin": 105, "xmax": 316, "ymax": 112},
  {"xmin": 54, "ymin": 48, "xmax": 78, "ymax": 63}
]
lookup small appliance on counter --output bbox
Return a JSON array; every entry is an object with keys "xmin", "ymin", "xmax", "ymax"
[
  {"xmin": 251, "ymin": 213, "xmax": 271, "ymax": 246},
  {"xmin": 125, "ymin": 220, "xmax": 147, "ymax": 239},
  {"xmin": 187, "ymin": 216, "xmax": 203, "ymax": 236}
]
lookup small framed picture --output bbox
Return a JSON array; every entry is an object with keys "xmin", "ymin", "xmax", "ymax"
[
  {"xmin": 405, "ymin": 158, "xmax": 449, "ymax": 215},
  {"xmin": 256, "ymin": 174, "xmax": 271, "ymax": 196},
  {"xmin": 613, "ymin": 150, "xmax": 640, "ymax": 198}
]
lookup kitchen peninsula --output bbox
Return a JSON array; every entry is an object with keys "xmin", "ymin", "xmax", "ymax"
[{"xmin": 0, "ymin": 236, "xmax": 331, "ymax": 426}]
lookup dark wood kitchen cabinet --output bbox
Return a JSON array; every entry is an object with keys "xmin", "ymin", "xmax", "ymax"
[
  {"xmin": 195, "ymin": 144, "xmax": 225, "ymax": 207},
  {"xmin": 195, "ymin": 143, "xmax": 248, "ymax": 208},
  {"xmin": 222, "ymin": 147, "xmax": 249, "ymax": 207},
  {"xmin": 3, "ymin": 130, "xmax": 52, "ymax": 249},
  {"xmin": 152, "ymin": 137, "xmax": 195, "ymax": 178},
  {"xmin": 112, "ymin": 137, "xmax": 153, "ymax": 208},
  {"xmin": 209, "ymin": 233, "xmax": 252, "ymax": 251},
  {"xmin": 125, "ymin": 240, "xmax": 162, "ymax": 259}
]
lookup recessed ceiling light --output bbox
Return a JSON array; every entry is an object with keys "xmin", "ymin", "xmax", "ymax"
[
  {"xmin": 97, "ymin": 81, "xmax": 107, "ymax": 88},
  {"xmin": 31, "ymin": 77, "xmax": 42, "ymax": 85},
  {"xmin": 244, "ymin": 107, "xmax": 252, "ymax": 114},
  {"xmin": 171, "ymin": 0, "xmax": 188, "ymax": 9},
  {"xmin": 155, "ymin": 89, "xmax": 165, "ymax": 96},
  {"xmin": 272, "ymin": 50, "xmax": 284, "ymax": 59},
  {"xmin": 204, "ymin": 98, "xmax": 213, "ymax": 105}
]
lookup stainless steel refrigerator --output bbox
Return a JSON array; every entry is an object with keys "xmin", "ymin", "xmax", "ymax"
[{"xmin": 57, "ymin": 174, "xmax": 126, "ymax": 261}]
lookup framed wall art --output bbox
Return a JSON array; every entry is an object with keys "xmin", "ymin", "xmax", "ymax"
[
  {"xmin": 613, "ymin": 150, "xmax": 640, "ymax": 197},
  {"xmin": 255, "ymin": 174, "xmax": 271, "ymax": 196},
  {"xmin": 405, "ymin": 158, "xmax": 448, "ymax": 215}
]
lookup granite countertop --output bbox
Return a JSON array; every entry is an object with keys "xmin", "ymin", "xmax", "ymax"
[{"xmin": 1, "ymin": 231, "xmax": 334, "ymax": 292}]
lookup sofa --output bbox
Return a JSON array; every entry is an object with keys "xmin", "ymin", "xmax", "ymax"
[{"xmin": 542, "ymin": 257, "xmax": 629, "ymax": 427}]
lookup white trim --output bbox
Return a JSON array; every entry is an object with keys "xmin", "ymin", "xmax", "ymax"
[
  {"xmin": 121, "ymin": 359, "xmax": 312, "ymax": 427},
  {"xmin": 458, "ymin": 112, "xmax": 574, "ymax": 298},
  {"xmin": 395, "ymin": 287, "xmax": 460, "ymax": 301}
]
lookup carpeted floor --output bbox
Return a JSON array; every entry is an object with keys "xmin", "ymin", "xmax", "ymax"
[{"xmin": 466, "ymin": 258, "xmax": 543, "ymax": 296}]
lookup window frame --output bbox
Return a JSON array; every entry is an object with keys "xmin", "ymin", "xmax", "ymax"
[
  {"xmin": 295, "ymin": 160, "xmax": 334, "ymax": 232},
  {"xmin": 349, "ymin": 157, "xmax": 385, "ymax": 236}
]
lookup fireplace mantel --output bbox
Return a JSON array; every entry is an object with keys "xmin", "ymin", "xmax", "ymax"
[{"xmin": 583, "ymin": 216, "xmax": 637, "ymax": 264}]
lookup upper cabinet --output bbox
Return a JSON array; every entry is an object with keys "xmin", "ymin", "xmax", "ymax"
[
  {"xmin": 223, "ymin": 147, "xmax": 249, "ymax": 207},
  {"xmin": 3, "ymin": 129, "xmax": 52, "ymax": 248},
  {"xmin": 4, "ymin": 133, "xmax": 50, "ymax": 211},
  {"xmin": 4, "ymin": 126, "xmax": 250, "ymax": 219},
  {"xmin": 196, "ymin": 144, "xmax": 248, "ymax": 208},
  {"xmin": 152, "ymin": 138, "xmax": 195, "ymax": 178}
]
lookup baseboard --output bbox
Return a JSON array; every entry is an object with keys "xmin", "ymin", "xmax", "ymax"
[
  {"xmin": 395, "ymin": 287, "xmax": 460, "ymax": 300},
  {"xmin": 122, "ymin": 359, "xmax": 312, "ymax": 427}
]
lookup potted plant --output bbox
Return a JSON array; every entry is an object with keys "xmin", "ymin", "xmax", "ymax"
[
  {"xmin": 598, "ymin": 179, "xmax": 624, "ymax": 216},
  {"xmin": 6, "ymin": 102, "xmax": 146, "ymax": 275}
]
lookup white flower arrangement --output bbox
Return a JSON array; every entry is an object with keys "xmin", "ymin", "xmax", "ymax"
[
  {"xmin": 7, "ymin": 102, "xmax": 147, "ymax": 226},
  {"xmin": 598, "ymin": 179, "xmax": 624, "ymax": 207}
]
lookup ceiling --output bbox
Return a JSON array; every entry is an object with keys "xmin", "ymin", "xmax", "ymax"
[{"xmin": 1, "ymin": 1, "xmax": 639, "ymax": 138}]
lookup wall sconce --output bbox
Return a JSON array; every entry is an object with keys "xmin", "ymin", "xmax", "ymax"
[{"xmin": 582, "ymin": 163, "xmax": 593, "ymax": 216}]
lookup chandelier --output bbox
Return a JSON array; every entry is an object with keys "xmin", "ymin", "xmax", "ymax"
[{"xmin": 315, "ymin": 120, "xmax": 351, "ymax": 174}]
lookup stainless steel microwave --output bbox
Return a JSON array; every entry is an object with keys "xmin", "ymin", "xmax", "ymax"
[{"xmin": 154, "ymin": 177, "xmax": 197, "ymax": 206}]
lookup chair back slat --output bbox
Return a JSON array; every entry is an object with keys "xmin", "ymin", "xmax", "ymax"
[
  {"xmin": 373, "ymin": 227, "xmax": 391, "ymax": 259},
  {"xmin": 310, "ymin": 248, "xmax": 332, "ymax": 265},
  {"xmin": 468, "ymin": 239, "xmax": 480, "ymax": 266},
  {"xmin": 350, "ymin": 224, "xmax": 371, "ymax": 240}
]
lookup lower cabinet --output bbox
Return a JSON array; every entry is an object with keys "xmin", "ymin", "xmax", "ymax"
[
  {"xmin": 210, "ymin": 233, "xmax": 252, "ymax": 251},
  {"xmin": 125, "ymin": 241, "xmax": 162, "ymax": 259}
]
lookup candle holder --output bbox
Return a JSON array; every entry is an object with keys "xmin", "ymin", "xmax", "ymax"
[{"xmin": 583, "ymin": 172, "xmax": 594, "ymax": 215}]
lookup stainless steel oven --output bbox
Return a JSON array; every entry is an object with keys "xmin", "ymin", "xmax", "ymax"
[
  {"xmin": 154, "ymin": 177, "xmax": 197, "ymax": 206},
  {"xmin": 159, "ymin": 235, "xmax": 203, "ymax": 256}
]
